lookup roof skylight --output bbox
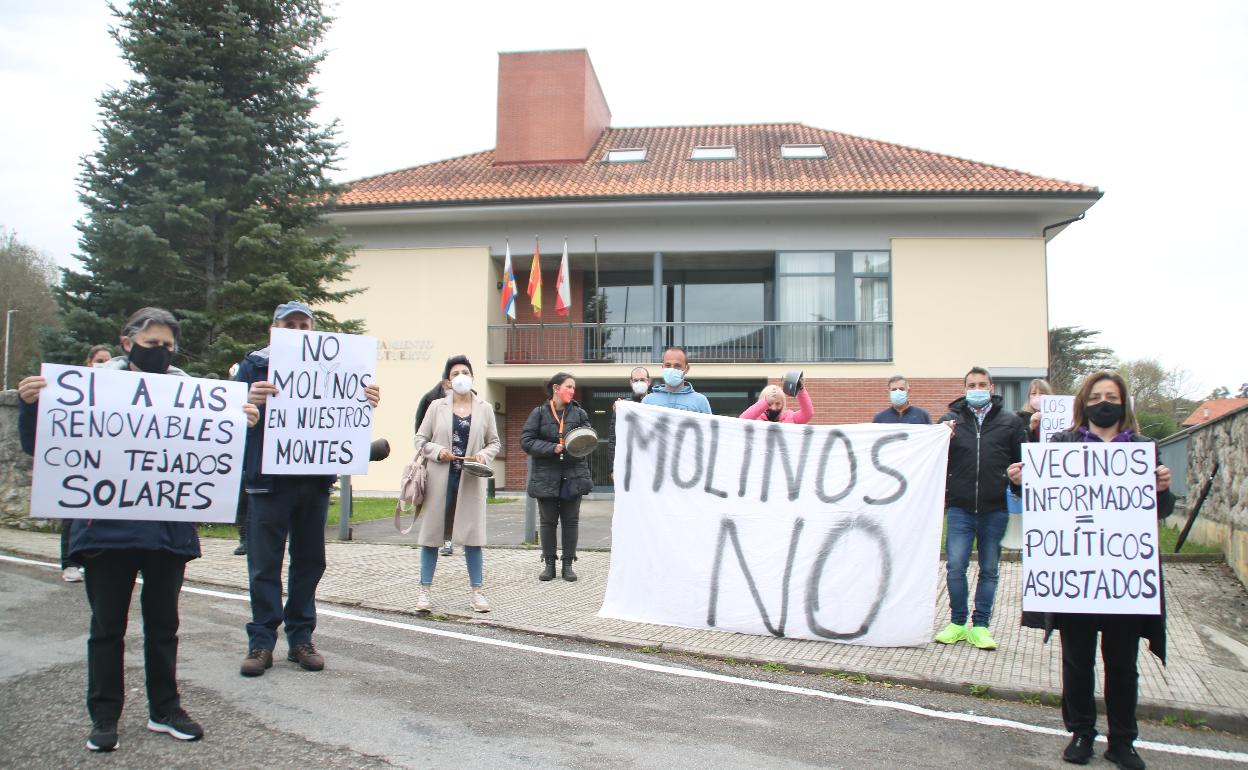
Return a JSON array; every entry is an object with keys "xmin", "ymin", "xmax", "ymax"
[
  {"xmin": 781, "ymin": 144, "xmax": 828, "ymax": 159},
  {"xmin": 690, "ymin": 145, "xmax": 737, "ymax": 160},
  {"xmin": 604, "ymin": 148, "xmax": 646, "ymax": 163}
]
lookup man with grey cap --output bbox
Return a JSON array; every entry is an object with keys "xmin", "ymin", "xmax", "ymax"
[{"xmin": 234, "ymin": 302, "xmax": 381, "ymax": 677}]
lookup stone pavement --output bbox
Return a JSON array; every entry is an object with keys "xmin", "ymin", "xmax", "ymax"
[{"xmin": 4, "ymin": 527, "xmax": 1247, "ymax": 733}]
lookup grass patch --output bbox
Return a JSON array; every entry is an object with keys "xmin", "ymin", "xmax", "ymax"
[
  {"xmin": 1156, "ymin": 524, "xmax": 1220, "ymax": 555},
  {"xmin": 760, "ymin": 662, "xmax": 787, "ymax": 673},
  {"xmin": 968, "ymin": 684, "xmax": 991, "ymax": 698},
  {"xmin": 200, "ymin": 495, "xmax": 517, "ymax": 538},
  {"xmin": 1021, "ymin": 692, "xmax": 1042, "ymax": 705}
]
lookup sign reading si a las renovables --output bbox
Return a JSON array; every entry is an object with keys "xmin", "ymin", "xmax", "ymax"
[
  {"xmin": 1021, "ymin": 442, "xmax": 1161, "ymax": 615},
  {"xmin": 29, "ymin": 364, "xmax": 247, "ymax": 523},
  {"xmin": 261, "ymin": 328, "xmax": 377, "ymax": 476}
]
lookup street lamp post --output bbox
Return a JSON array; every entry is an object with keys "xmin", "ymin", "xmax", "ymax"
[{"xmin": 3, "ymin": 309, "xmax": 17, "ymax": 392}]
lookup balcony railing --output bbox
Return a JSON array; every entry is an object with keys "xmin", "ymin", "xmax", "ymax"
[{"xmin": 486, "ymin": 321, "xmax": 892, "ymax": 365}]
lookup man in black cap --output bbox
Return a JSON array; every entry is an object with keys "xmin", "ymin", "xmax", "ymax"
[{"xmin": 233, "ymin": 302, "xmax": 381, "ymax": 677}]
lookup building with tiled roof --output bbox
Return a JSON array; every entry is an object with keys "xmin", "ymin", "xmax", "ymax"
[
  {"xmin": 1183, "ymin": 398, "xmax": 1248, "ymax": 427},
  {"xmin": 325, "ymin": 49, "xmax": 1101, "ymax": 495}
]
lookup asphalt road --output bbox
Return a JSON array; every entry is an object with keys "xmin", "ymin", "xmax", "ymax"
[{"xmin": 2, "ymin": 557, "xmax": 1246, "ymax": 769}]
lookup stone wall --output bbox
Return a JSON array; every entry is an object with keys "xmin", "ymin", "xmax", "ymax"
[
  {"xmin": 0, "ymin": 390, "xmax": 55, "ymax": 530},
  {"xmin": 1183, "ymin": 405, "xmax": 1248, "ymax": 587}
]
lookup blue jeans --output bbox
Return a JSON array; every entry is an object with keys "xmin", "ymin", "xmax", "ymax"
[
  {"xmin": 421, "ymin": 545, "xmax": 483, "ymax": 588},
  {"xmin": 945, "ymin": 507, "xmax": 1009, "ymax": 627},
  {"xmin": 246, "ymin": 478, "xmax": 330, "ymax": 650}
]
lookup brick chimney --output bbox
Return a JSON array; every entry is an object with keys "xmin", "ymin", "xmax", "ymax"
[{"xmin": 494, "ymin": 49, "xmax": 611, "ymax": 166}]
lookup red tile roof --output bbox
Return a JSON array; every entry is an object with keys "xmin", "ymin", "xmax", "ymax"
[
  {"xmin": 337, "ymin": 123, "xmax": 1098, "ymax": 209},
  {"xmin": 1182, "ymin": 398, "xmax": 1248, "ymax": 427}
]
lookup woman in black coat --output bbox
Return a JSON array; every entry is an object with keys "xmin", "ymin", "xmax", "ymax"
[
  {"xmin": 1009, "ymin": 371, "xmax": 1174, "ymax": 770},
  {"xmin": 521, "ymin": 372, "xmax": 593, "ymax": 582}
]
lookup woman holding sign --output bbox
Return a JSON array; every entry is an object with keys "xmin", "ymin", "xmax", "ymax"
[
  {"xmin": 1017, "ymin": 378, "xmax": 1053, "ymax": 441},
  {"xmin": 521, "ymin": 372, "xmax": 594, "ymax": 582},
  {"xmin": 412, "ymin": 355, "xmax": 501, "ymax": 613},
  {"xmin": 1009, "ymin": 371, "xmax": 1173, "ymax": 770},
  {"xmin": 17, "ymin": 307, "xmax": 258, "ymax": 753}
]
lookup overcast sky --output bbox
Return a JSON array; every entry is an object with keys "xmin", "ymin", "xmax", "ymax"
[{"xmin": 2, "ymin": 0, "xmax": 1244, "ymax": 395}]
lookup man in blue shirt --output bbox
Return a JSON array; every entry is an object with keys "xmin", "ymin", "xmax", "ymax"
[
  {"xmin": 872, "ymin": 375, "xmax": 931, "ymax": 424},
  {"xmin": 641, "ymin": 347, "xmax": 712, "ymax": 414}
]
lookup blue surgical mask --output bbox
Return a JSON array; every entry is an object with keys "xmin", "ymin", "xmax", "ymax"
[
  {"xmin": 889, "ymin": 389, "xmax": 908, "ymax": 408},
  {"xmin": 662, "ymin": 367, "xmax": 684, "ymax": 388},
  {"xmin": 965, "ymin": 389, "xmax": 991, "ymax": 407}
]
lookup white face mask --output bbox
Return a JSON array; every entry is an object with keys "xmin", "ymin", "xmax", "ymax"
[
  {"xmin": 630, "ymin": 380, "xmax": 649, "ymax": 396},
  {"xmin": 451, "ymin": 373, "xmax": 473, "ymax": 395}
]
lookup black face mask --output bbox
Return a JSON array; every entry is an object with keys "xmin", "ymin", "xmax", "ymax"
[
  {"xmin": 127, "ymin": 341, "xmax": 174, "ymax": 374},
  {"xmin": 766, "ymin": 408, "xmax": 783, "ymax": 422},
  {"xmin": 1086, "ymin": 401, "xmax": 1124, "ymax": 429}
]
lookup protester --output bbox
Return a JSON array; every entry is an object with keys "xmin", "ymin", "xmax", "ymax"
[
  {"xmin": 236, "ymin": 301, "xmax": 381, "ymax": 677},
  {"xmin": 57, "ymin": 347, "xmax": 114, "ymax": 582},
  {"xmin": 17, "ymin": 307, "xmax": 259, "ymax": 751},
  {"xmin": 872, "ymin": 375, "xmax": 931, "ymax": 424},
  {"xmin": 1009, "ymin": 371, "xmax": 1173, "ymax": 769},
  {"xmin": 412, "ymin": 355, "xmax": 500, "ymax": 611},
  {"xmin": 607, "ymin": 366, "xmax": 650, "ymax": 477},
  {"xmin": 415, "ymin": 359, "xmax": 459, "ymax": 556},
  {"xmin": 739, "ymin": 381, "xmax": 813, "ymax": 423},
  {"xmin": 933, "ymin": 366, "xmax": 1026, "ymax": 651},
  {"xmin": 522, "ymin": 372, "xmax": 594, "ymax": 582},
  {"xmin": 1017, "ymin": 377, "xmax": 1053, "ymax": 440},
  {"xmin": 641, "ymin": 346, "xmax": 712, "ymax": 414}
]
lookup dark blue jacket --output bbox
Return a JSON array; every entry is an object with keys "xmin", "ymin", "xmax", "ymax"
[
  {"xmin": 18, "ymin": 358, "xmax": 200, "ymax": 561},
  {"xmin": 234, "ymin": 347, "xmax": 336, "ymax": 494},
  {"xmin": 872, "ymin": 405, "xmax": 932, "ymax": 425}
]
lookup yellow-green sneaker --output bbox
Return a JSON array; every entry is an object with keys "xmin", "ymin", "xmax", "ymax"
[
  {"xmin": 967, "ymin": 625, "xmax": 998, "ymax": 650},
  {"xmin": 933, "ymin": 623, "xmax": 968, "ymax": 644}
]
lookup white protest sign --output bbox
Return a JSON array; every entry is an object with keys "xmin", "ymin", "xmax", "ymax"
[
  {"xmin": 1021, "ymin": 442, "xmax": 1161, "ymax": 615},
  {"xmin": 1039, "ymin": 395, "xmax": 1075, "ymax": 442},
  {"xmin": 29, "ymin": 364, "xmax": 247, "ymax": 522},
  {"xmin": 599, "ymin": 402, "xmax": 951, "ymax": 647},
  {"xmin": 261, "ymin": 328, "xmax": 377, "ymax": 475}
]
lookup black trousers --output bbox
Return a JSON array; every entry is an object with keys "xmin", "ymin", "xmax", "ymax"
[
  {"xmin": 1060, "ymin": 625, "xmax": 1140, "ymax": 744},
  {"xmin": 60, "ymin": 520, "xmax": 79, "ymax": 569},
  {"xmin": 81, "ymin": 549, "xmax": 186, "ymax": 723},
  {"xmin": 538, "ymin": 496, "xmax": 581, "ymax": 560}
]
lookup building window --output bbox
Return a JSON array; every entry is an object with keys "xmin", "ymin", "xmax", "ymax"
[
  {"xmin": 690, "ymin": 145, "xmax": 736, "ymax": 160},
  {"xmin": 776, "ymin": 252, "xmax": 836, "ymax": 361},
  {"xmin": 604, "ymin": 148, "xmax": 646, "ymax": 163},
  {"xmin": 775, "ymin": 250, "xmax": 891, "ymax": 362},
  {"xmin": 781, "ymin": 144, "xmax": 827, "ymax": 159}
]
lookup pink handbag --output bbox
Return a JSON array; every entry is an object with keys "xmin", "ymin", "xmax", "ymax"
[{"xmin": 394, "ymin": 453, "xmax": 428, "ymax": 534}]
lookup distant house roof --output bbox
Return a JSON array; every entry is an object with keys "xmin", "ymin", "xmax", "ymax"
[
  {"xmin": 1182, "ymin": 398, "xmax": 1248, "ymax": 426},
  {"xmin": 337, "ymin": 123, "xmax": 1100, "ymax": 210}
]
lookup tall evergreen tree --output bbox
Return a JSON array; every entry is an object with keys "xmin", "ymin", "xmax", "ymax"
[{"xmin": 50, "ymin": 0, "xmax": 360, "ymax": 376}]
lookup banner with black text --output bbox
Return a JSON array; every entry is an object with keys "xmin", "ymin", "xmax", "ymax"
[{"xmin": 599, "ymin": 402, "xmax": 951, "ymax": 647}]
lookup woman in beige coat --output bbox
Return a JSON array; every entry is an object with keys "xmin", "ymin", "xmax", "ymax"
[{"xmin": 412, "ymin": 356, "xmax": 501, "ymax": 613}]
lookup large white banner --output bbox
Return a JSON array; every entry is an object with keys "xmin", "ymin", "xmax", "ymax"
[
  {"xmin": 261, "ymin": 328, "xmax": 377, "ymax": 475},
  {"xmin": 1039, "ymin": 395, "xmax": 1075, "ymax": 443},
  {"xmin": 599, "ymin": 402, "xmax": 952, "ymax": 647},
  {"xmin": 29, "ymin": 364, "xmax": 247, "ymax": 522},
  {"xmin": 1021, "ymin": 442, "xmax": 1161, "ymax": 615}
]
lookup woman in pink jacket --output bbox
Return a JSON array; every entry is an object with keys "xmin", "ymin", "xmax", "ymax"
[{"xmin": 739, "ymin": 383, "xmax": 814, "ymax": 424}]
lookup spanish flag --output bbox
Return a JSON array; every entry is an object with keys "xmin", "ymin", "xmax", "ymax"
[{"xmin": 527, "ymin": 238, "xmax": 542, "ymax": 318}]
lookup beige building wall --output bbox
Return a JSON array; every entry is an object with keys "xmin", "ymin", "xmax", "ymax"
[
  {"xmin": 330, "ymin": 246, "xmax": 500, "ymax": 493},
  {"xmin": 890, "ymin": 237, "xmax": 1048, "ymax": 376}
]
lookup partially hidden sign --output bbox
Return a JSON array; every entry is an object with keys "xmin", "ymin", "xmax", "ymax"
[
  {"xmin": 261, "ymin": 328, "xmax": 377, "ymax": 475},
  {"xmin": 29, "ymin": 364, "xmax": 247, "ymax": 522},
  {"xmin": 1039, "ymin": 395, "xmax": 1075, "ymax": 443},
  {"xmin": 599, "ymin": 402, "xmax": 952, "ymax": 647},
  {"xmin": 1021, "ymin": 442, "xmax": 1161, "ymax": 615}
]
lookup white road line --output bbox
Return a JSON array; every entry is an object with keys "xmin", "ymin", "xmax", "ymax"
[{"xmin": 4, "ymin": 552, "xmax": 1246, "ymax": 764}]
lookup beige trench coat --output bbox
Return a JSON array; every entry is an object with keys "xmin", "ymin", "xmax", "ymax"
[{"xmin": 412, "ymin": 393, "xmax": 501, "ymax": 547}]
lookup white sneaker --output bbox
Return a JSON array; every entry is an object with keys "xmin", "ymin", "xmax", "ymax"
[
  {"xmin": 470, "ymin": 587, "xmax": 491, "ymax": 613},
  {"xmin": 415, "ymin": 585, "xmax": 432, "ymax": 612},
  {"xmin": 439, "ymin": 540, "xmax": 454, "ymax": 556},
  {"xmin": 62, "ymin": 566, "xmax": 84, "ymax": 583}
]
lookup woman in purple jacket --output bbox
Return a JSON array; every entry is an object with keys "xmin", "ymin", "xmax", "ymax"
[{"xmin": 1008, "ymin": 371, "xmax": 1173, "ymax": 770}]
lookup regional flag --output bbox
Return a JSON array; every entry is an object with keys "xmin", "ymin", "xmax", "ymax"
[
  {"xmin": 555, "ymin": 239, "xmax": 571, "ymax": 316},
  {"xmin": 500, "ymin": 242, "xmax": 517, "ymax": 320},
  {"xmin": 527, "ymin": 239, "xmax": 542, "ymax": 318}
]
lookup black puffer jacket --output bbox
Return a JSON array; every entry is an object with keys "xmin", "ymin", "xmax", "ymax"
[
  {"xmin": 1021, "ymin": 429, "xmax": 1175, "ymax": 662},
  {"xmin": 940, "ymin": 394, "xmax": 1026, "ymax": 513},
  {"xmin": 521, "ymin": 399, "xmax": 593, "ymax": 499}
]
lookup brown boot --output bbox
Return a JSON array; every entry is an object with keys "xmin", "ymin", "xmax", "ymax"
[
  {"xmin": 287, "ymin": 642, "xmax": 324, "ymax": 671},
  {"xmin": 240, "ymin": 648, "xmax": 273, "ymax": 677}
]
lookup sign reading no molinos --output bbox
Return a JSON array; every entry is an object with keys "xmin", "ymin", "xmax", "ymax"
[
  {"xmin": 30, "ymin": 364, "xmax": 247, "ymax": 523},
  {"xmin": 261, "ymin": 328, "xmax": 377, "ymax": 476},
  {"xmin": 599, "ymin": 402, "xmax": 952, "ymax": 647},
  {"xmin": 1021, "ymin": 442, "xmax": 1161, "ymax": 615}
]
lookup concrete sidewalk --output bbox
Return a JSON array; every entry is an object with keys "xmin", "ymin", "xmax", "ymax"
[{"xmin": 4, "ymin": 527, "xmax": 1247, "ymax": 733}]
